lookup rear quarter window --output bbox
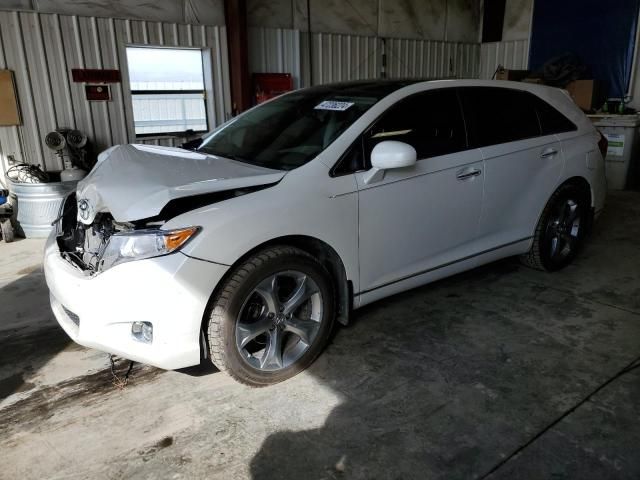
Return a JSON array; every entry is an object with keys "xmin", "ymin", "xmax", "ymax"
[
  {"xmin": 459, "ymin": 87, "xmax": 541, "ymax": 147},
  {"xmin": 532, "ymin": 96, "xmax": 578, "ymax": 135}
]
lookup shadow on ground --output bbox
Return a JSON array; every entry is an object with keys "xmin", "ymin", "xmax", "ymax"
[
  {"xmin": 249, "ymin": 192, "xmax": 640, "ymax": 480},
  {"xmin": 0, "ymin": 269, "xmax": 72, "ymax": 400}
]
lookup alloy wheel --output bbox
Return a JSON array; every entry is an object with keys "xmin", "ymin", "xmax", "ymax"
[
  {"xmin": 235, "ymin": 270, "xmax": 323, "ymax": 372},
  {"xmin": 545, "ymin": 198, "xmax": 582, "ymax": 261}
]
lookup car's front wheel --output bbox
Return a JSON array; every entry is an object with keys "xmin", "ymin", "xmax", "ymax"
[{"xmin": 206, "ymin": 246, "xmax": 335, "ymax": 387}]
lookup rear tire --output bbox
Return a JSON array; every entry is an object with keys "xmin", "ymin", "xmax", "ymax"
[
  {"xmin": 206, "ymin": 246, "xmax": 335, "ymax": 387},
  {"xmin": 520, "ymin": 184, "xmax": 589, "ymax": 271},
  {"xmin": 1, "ymin": 219, "xmax": 15, "ymax": 243}
]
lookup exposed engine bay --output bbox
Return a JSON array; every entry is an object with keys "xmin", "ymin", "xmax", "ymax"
[
  {"xmin": 55, "ymin": 192, "xmax": 136, "ymax": 273},
  {"xmin": 55, "ymin": 183, "xmax": 274, "ymax": 274}
]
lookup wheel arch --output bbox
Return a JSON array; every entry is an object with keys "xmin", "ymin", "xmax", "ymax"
[
  {"xmin": 200, "ymin": 235, "xmax": 352, "ymax": 340},
  {"xmin": 532, "ymin": 176, "xmax": 593, "ymax": 240},
  {"xmin": 522, "ymin": 175, "xmax": 593, "ymax": 271},
  {"xmin": 560, "ymin": 176, "xmax": 593, "ymax": 205},
  {"xmin": 559, "ymin": 176, "xmax": 594, "ymax": 231}
]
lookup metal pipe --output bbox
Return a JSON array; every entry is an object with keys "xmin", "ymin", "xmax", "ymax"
[{"xmin": 307, "ymin": 0, "xmax": 313, "ymax": 86}]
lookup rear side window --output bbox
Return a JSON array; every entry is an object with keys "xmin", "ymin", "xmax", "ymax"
[
  {"xmin": 365, "ymin": 88, "xmax": 468, "ymax": 162},
  {"xmin": 533, "ymin": 97, "xmax": 577, "ymax": 135},
  {"xmin": 459, "ymin": 87, "xmax": 541, "ymax": 147}
]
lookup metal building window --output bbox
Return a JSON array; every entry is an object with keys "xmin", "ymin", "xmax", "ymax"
[{"xmin": 126, "ymin": 47, "xmax": 208, "ymax": 136}]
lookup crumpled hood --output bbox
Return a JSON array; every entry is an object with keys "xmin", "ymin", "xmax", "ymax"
[{"xmin": 76, "ymin": 144, "xmax": 285, "ymax": 223}]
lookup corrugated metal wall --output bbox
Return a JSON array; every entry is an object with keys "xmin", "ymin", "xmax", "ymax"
[
  {"xmin": 385, "ymin": 37, "xmax": 480, "ymax": 79},
  {"xmin": 248, "ymin": 27, "xmax": 301, "ymax": 88},
  {"xmin": 0, "ymin": 10, "xmax": 231, "ymax": 182},
  {"xmin": 301, "ymin": 32, "xmax": 380, "ymax": 86},
  {"xmin": 248, "ymin": 29, "xmax": 481, "ymax": 89},
  {"xmin": 298, "ymin": 32, "xmax": 480, "ymax": 87},
  {"xmin": 480, "ymin": 39, "xmax": 530, "ymax": 79}
]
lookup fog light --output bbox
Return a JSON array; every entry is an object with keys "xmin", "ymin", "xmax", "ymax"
[{"xmin": 131, "ymin": 321, "xmax": 153, "ymax": 343}]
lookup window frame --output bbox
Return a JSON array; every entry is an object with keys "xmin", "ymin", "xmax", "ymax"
[
  {"xmin": 330, "ymin": 136, "xmax": 366, "ymax": 177},
  {"xmin": 531, "ymin": 95, "xmax": 578, "ymax": 136},
  {"xmin": 458, "ymin": 86, "xmax": 578, "ymax": 149},
  {"xmin": 330, "ymin": 87, "xmax": 471, "ymax": 177},
  {"xmin": 126, "ymin": 46, "xmax": 210, "ymax": 139}
]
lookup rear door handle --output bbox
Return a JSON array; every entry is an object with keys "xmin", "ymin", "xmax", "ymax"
[
  {"xmin": 456, "ymin": 167, "xmax": 482, "ymax": 180},
  {"xmin": 540, "ymin": 148, "xmax": 558, "ymax": 159}
]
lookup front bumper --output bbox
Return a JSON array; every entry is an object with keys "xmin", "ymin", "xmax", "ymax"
[{"xmin": 44, "ymin": 232, "xmax": 229, "ymax": 369}]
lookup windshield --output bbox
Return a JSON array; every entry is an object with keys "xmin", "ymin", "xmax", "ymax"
[{"xmin": 198, "ymin": 86, "xmax": 388, "ymax": 170}]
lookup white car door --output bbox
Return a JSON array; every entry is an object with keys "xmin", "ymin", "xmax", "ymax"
[
  {"xmin": 354, "ymin": 88, "xmax": 484, "ymax": 294},
  {"xmin": 458, "ymin": 87, "xmax": 566, "ymax": 250}
]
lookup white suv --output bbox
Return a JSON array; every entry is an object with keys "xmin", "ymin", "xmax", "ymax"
[{"xmin": 45, "ymin": 79, "xmax": 607, "ymax": 386}]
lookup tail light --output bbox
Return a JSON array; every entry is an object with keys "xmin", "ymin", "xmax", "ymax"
[{"xmin": 597, "ymin": 131, "xmax": 608, "ymax": 158}]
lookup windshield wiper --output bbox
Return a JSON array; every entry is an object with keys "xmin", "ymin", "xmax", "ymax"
[
  {"xmin": 199, "ymin": 149, "xmax": 274, "ymax": 169},
  {"xmin": 199, "ymin": 149, "xmax": 246, "ymax": 162}
]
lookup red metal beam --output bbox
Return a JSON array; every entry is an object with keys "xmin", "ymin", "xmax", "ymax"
[{"xmin": 224, "ymin": 0, "xmax": 251, "ymax": 114}]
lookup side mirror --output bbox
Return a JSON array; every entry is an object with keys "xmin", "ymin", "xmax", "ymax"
[{"xmin": 364, "ymin": 140, "xmax": 417, "ymax": 184}]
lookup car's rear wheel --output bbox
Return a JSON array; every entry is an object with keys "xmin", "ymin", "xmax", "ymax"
[
  {"xmin": 521, "ymin": 184, "xmax": 590, "ymax": 271},
  {"xmin": 206, "ymin": 246, "xmax": 335, "ymax": 387}
]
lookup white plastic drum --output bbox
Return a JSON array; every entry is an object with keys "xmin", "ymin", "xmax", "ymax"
[{"xmin": 7, "ymin": 179, "xmax": 77, "ymax": 238}]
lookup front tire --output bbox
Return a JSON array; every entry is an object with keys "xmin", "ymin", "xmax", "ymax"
[
  {"xmin": 521, "ymin": 184, "xmax": 589, "ymax": 271},
  {"xmin": 206, "ymin": 246, "xmax": 335, "ymax": 387}
]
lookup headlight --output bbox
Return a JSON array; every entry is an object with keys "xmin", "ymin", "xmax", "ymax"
[{"xmin": 99, "ymin": 226, "xmax": 199, "ymax": 271}]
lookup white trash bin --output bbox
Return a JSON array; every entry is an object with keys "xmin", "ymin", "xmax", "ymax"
[
  {"xmin": 7, "ymin": 178, "xmax": 77, "ymax": 238},
  {"xmin": 592, "ymin": 115, "xmax": 640, "ymax": 190}
]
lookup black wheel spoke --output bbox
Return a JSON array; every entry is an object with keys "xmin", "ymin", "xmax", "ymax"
[
  {"xmin": 549, "ymin": 236, "xmax": 560, "ymax": 258},
  {"xmin": 566, "ymin": 203, "xmax": 579, "ymax": 225},
  {"xmin": 544, "ymin": 197, "xmax": 582, "ymax": 263},
  {"xmin": 520, "ymin": 188, "xmax": 588, "ymax": 273}
]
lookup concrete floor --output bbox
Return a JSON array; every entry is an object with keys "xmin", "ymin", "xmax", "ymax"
[{"xmin": 1, "ymin": 191, "xmax": 639, "ymax": 480}]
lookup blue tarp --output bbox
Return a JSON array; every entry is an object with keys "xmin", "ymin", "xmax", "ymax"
[{"xmin": 529, "ymin": 0, "xmax": 640, "ymax": 98}]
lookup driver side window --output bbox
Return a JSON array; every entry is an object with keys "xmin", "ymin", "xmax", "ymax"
[{"xmin": 364, "ymin": 88, "xmax": 468, "ymax": 167}]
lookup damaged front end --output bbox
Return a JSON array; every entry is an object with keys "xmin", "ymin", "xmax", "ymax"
[
  {"xmin": 53, "ymin": 184, "xmax": 270, "ymax": 274},
  {"xmin": 54, "ymin": 192, "xmax": 137, "ymax": 273},
  {"xmin": 51, "ymin": 144, "xmax": 286, "ymax": 274},
  {"xmin": 55, "ymin": 192, "xmax": 203, "ymax": 274}
]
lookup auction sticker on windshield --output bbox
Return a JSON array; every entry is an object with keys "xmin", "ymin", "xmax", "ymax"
[{"xmin": 315, "ymin": 100, "xmax": 354, "ymax": 111}]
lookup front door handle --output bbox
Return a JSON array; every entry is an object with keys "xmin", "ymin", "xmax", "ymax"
[
  {"xmin": 456, "ymin": 168, "xmax": 482, "ymax": 180},
  {"xmin": 540, "ymin": 148, "xmax": 558, "ymax": 159}
]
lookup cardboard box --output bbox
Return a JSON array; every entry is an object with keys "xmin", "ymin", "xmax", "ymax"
[
  {"xmin": 495, "ymin": 68, "xmax": 530, "ymax": 81},
  {"xmin": 566, "ymin": 80, "xmax": 599, "ymax": 111}
]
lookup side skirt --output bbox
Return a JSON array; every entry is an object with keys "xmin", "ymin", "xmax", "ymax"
[{"xmin": 353, "ymin": 237, "xmax": 532, "ymax": 309}]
